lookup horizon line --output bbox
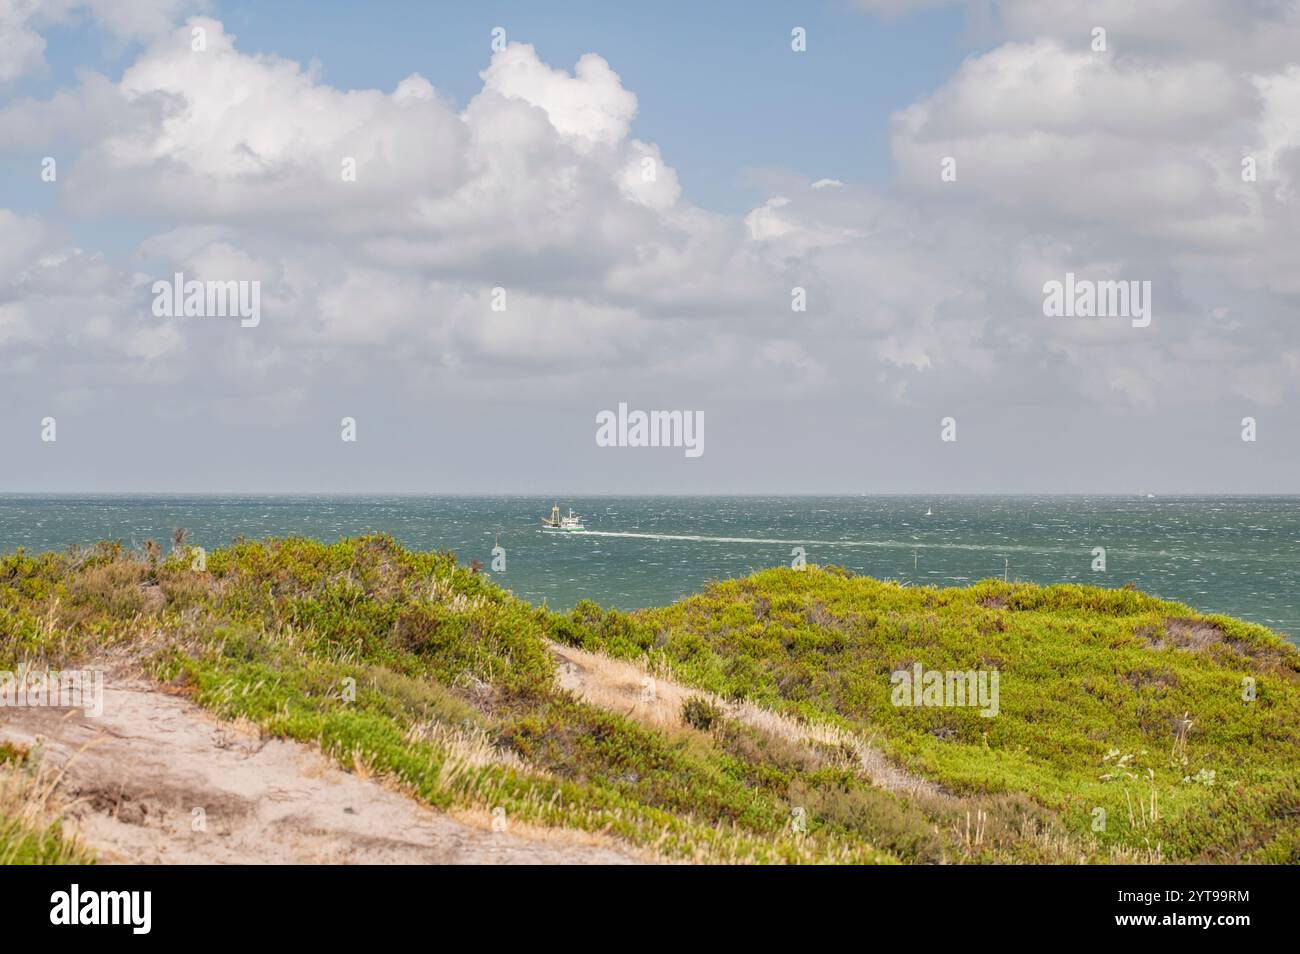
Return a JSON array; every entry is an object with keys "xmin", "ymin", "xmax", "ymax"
[{"xmin": 1, "ymin": 491, "xmax": 1298, "ymax": 499}]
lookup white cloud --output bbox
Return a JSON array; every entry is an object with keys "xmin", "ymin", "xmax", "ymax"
[
  {"xmin": 479, "ymin": 45, "xmax": 637, "ymax": 150},
  {"xmin": 0, "ymin": 0, "xmax": 204, "ymax": 87},
  {"xmin": 0, "ymin": 1, "xmax": 47, "ymax": 87},
  {"xmin": 2, "ymin": 6, "xmax": 1300, "ymax": 494}
]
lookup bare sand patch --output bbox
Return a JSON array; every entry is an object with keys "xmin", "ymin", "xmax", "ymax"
[
  {"xmin": 549, "ymin": 641, "xmax": 944, "ymax": 799},
  {"xmin": 0, "ymin": 673, "xmax": 641, "ymax": 865}
]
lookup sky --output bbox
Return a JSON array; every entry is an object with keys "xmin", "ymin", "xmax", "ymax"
[{"xmin": 1, "ymin": 0, "xmax": 1298, "ymax": 494}]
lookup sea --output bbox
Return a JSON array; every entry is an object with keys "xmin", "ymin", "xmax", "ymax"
[{"xmin": 1, "ymin": 495, "xmax": 1296, "ymax": 643}]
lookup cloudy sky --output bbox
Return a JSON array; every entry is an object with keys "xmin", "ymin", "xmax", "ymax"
[{"xmin": 1, "ymin": 0, "xmax": 1298, "ymax": 494}]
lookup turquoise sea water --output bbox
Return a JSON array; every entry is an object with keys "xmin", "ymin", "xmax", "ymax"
[{"xmin": 1, "ymin": 495, "xmax": 1296, "ymax": 642}]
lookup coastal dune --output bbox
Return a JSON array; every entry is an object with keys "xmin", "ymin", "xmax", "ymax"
[
  {"xmin": 1, "ymin": 661, "xmax": 639, "ymax": 865},
  {"xmin": 2, "ymin": 534, "xmax": 1297, "ymax": 865}
]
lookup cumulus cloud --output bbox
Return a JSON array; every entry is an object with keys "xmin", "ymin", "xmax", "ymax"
[
  {"xmin": 0, "ymin": 0, "xmax": 203, "ymax": 87},
  {"xmin": 2, "ymin": 4, "xmax": 1299, "ymax": 491},
  {"xmin": 479, "ymin": 45, "xmax": 637, "ymax": 150},
  {"xmin": 0, "ymin": 1, "xmax": 47, "ymax": 87},
  {"xmin": 875, "ymin": 0, "xmax": 1300, "ymax": 412},
  {"xmin": 890, "ymin": 41, "xmax": 1263, "ymax": 230}
]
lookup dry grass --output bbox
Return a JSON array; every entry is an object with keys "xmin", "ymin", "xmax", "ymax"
[
  {"xmin": 0, "ymin": 754, "xmax": 94, "ymax": 865},
  {"xmin": 404, "ymin": 719, "xmax": 531, "ymax": 773},
  {"xmin": 1156, "ymin": 617, "xmax": 1227, "ymax": 651},
  {"xmin": 549, "ymin": 641, "xmax": 945, "ymax": 799}
]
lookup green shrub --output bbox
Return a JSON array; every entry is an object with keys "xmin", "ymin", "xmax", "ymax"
[{"xmin": 681, "ymin": 696, "xmax": 722, "ymax": 731}]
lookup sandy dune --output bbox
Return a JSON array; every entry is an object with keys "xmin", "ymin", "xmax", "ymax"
[{"xmin": 0, "ymin": 674, "xmax": 639, "ymax": 865}]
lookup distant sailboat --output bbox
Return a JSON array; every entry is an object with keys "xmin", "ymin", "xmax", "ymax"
[{"xmin": 925, "ymin": 506, "xmax": 933, "ymax": 516}]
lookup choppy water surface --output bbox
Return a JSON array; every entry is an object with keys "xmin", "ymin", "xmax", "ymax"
[{"xmin": 1, "ymin": 495, "xmax": 1296, "ymax": 641}]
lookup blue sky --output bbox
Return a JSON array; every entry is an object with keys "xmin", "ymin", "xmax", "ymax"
[
  {"xmin": 2, "ymin": 0, "xmax": 1299, "ymax": 493},
  {"xmin": 6, "ymin": 0, "xmax": 974, "ymax": 223}
]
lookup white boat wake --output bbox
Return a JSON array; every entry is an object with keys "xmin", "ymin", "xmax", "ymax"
[{"xmin": 571, "ymin": 530, "xmax": 1072, "ymax": 556}]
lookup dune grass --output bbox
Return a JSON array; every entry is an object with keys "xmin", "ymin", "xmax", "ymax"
[
  {"xmin": 550, "ymin": 567, "xmax": 1300, "ymax": 862},
  {"xmin": 2, "ymin": 536, "xmax": 1296, "ymax": 863},
  {"xmin": 2, "ymin": 537, "xmax": 895, "ymax": 863},
  {"xmin": 0, "ymin": 741, "xmax": 94, "ymax": 865}
]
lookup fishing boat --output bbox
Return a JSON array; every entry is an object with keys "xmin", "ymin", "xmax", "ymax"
[{"xmin": 541, "ymin": 503, "xmax": 585, "ymax": 532}]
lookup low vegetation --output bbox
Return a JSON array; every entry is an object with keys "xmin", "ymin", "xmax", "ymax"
[
  {"xmin": 0, "ymin": 741, "xmax": 94, "ymax": 864},
  {"xmin": 553, "ymin": 566, "xmax": 1300, "ymax": 862},
  {"xmin": 2, "ymin": 537, "xmax": 1296, "ymax": 863}
]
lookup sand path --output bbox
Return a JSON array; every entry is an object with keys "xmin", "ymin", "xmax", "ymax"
[{"xmin": 0, "ymin": 673, "xmax": 639, "ymax": 865}]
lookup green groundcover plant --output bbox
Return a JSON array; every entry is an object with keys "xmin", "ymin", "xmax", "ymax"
[{"xmin": 2, "ymin": 536, "xmax": 1296, "ymax": 864}]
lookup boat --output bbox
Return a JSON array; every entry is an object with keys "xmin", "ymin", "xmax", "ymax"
[
  {"xmin": 925, "ymin": 506, "xmax": 933, "ymax": 516},
  {"xmin": 541, "ymin": 503, "xmax": 585, "ymax": 531}
]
